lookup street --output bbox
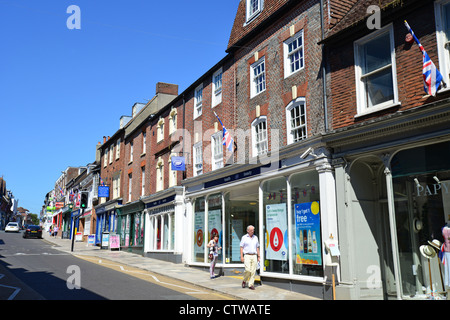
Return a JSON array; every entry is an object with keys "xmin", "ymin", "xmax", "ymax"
[{"xmin": 0, "ymin": 230, "xmax": 224, "ymax": 300}]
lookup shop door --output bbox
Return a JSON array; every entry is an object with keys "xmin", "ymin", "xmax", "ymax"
[
  {"xmin": 349, "ymin": 159, "xmax": 395, "ymax": 299},
  {"xmin": 224, "ymin": 182, "xmax": 260, "ymax": 264}
]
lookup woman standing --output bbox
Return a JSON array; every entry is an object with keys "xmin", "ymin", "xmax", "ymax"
[{"xmin": 207, "ymin": 233, "xmax": 222, "ymax": 279}]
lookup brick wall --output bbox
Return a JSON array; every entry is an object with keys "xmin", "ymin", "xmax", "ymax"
[{"xmin": 327, "ymin": 2, "xmax": 450, "ymax": 131}]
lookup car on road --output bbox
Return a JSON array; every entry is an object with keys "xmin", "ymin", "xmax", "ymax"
[
  {"xmin": 5, "ymin": 222, "xmax": 20, "ymax": 233},
  {"xmin": 23, "ymin": 225, "xmax": 43, "ymax": 239}
]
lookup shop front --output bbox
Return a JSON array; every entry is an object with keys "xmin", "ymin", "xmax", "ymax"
[
  {"xmin": 390, "ymin": 140, "xmax": 450, "ymax": 299},
  {"xmin": 142, "ymin": 186, "xmax": 185, "ymax": 263},
  {"xmin": 328, "ymin": 103, "xmax": 450, "ymax": 300},
  {"xmin": 94, "ymin": 199, "xmax": 120, "ymax": 246},
  {"xmin": 117, "ymin": 200, "xmax": 144, "ymax": 254},
  {"xmin": 184, "ymin": 147, "xmax": 337, "ymax": 299}
]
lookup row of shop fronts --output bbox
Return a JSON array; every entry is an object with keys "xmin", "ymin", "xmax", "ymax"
[{"xmin": 48, "ymin": 104, "xmax": 450, "ymax": 300}]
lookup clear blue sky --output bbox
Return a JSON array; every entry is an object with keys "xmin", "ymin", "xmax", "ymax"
[{"xmin": 0, "ymin": 0, "xmax": 238, "ymax": 215}]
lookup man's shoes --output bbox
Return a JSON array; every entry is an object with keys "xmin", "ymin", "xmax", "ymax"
[
  {"xmin": 242, "ymin": 281, "xmax": 246, "ymax": 288},
  {"xmin": 249, "ymin": 285, "xmax": 255, "ymax": 290}
]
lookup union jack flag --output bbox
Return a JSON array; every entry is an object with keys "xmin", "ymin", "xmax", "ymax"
[
  {"xmin": 404, "ymin": 21, "xmax": 444, "ymax": 96},
  {"xmin": 213, "ymin": 111, "xmax": 234, "ymax": 152}
]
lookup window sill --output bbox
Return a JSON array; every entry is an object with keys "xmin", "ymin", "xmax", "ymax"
[{"xmin": 354, "ymin": 101, "xmax": 401, "ymax": 119}]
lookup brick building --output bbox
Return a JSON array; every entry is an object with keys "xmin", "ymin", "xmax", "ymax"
[
  {"xmin": 322, "ymin": 0, "xmax": 450, "ymax": 299},
  {"xmin": 181, "ymin": 0, "xmax": 337, "ymax": 299}
]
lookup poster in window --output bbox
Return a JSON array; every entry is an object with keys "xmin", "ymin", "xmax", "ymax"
[
  {"xmin": 265, "ymin": 203, "xmax": 288, "ymax": 261},
  {"xmin": 194, "ymin": 211, "xmax": 205, "ymax": 256},
  {"xmin": 295, "ymin": 201, "xmax": 322, "ymax": 265}
]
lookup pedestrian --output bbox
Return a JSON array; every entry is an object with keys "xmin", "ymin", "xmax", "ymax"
[
  {"xmin": 207, "ymin": 233, "xmax": 222, "ymax": 279},
  {"xmin": 240, "ymin": 225, "xmax": 260, "ymax": 290},
  {"xmin": 49, "ymin": 224, "xmax": 53, "ymax": 237}
]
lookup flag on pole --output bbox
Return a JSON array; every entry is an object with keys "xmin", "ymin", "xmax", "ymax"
[
  {"xmin": 404, "ymin": 20, "xmax": 444, "ymax": 96},
  {"xmin": 213, "ymin": 111, "xmax": 234, "ymax": 152}
]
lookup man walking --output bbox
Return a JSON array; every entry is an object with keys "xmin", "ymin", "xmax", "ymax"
[{"xmin": 240, "ymin": 225, "xmax": 260, "ymax": 290}]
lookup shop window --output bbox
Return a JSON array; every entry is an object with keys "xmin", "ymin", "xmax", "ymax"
[
  {"xmin": 208, "ymin": 194, "xmax": 223, "ymax": 263},
  {"xmin": 391, "ymin": 141, "xmax": 450, "ymax": 299},
  {"xmin": 262, "ymin": 177, "xmax": 288, "ymax": 274},
  {"xmin": 290, "ymin": 171, "xmax": 323, "ymax": 277},
  {"xmin": 193, "ymin": 197, "xmax": 206, "ymax": 263},
  {"xmin": 148, "ymin": 207, "xmax": 175, "ymax": 252}
]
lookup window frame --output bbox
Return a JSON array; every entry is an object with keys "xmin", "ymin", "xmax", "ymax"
[
  {"xmin": 246, "ymin": 0, "xmax": 263, "ymax": 23},
  {"xmin": 251, "ymin": 116, "xmax": 268, "ymax": 157},
  {"xmin": 284, "ymin": 30, "xmax": 304, "ymax": 78},
  {"xmin": 212, "ymin": 68, "xmax": 223, "ymax": 107},
  {"xmin": 286, "ymin": 97, "xmax": 307, "ymax": 144},
  {"xmin": 194, "ymin": 84, "xmax": 203, "ymax": 119},
  {"xmin": 193, "ymin": 142, "xmax": 203, "ymax": 177},
  {"xmin": 211, "ymin": 132, "xmax": 223, "ymax": 171},
  {"xmin": 354, "ymin": 24, "xmax": 399, "ymax": 117},
  {"xmin": 250, "ymin": 57, "xmax": 266, "ymax": 98},
  {"xmin": 435, "ymin": 0, "xmax": 450, "ymax": 91}
]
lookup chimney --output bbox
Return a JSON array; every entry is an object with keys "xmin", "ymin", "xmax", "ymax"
[{"xmin": 156, "ymin": 82, "xmax": 178, "ymax": 96}]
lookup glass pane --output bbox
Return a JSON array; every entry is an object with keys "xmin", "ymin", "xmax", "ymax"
[
  {"xmin": 262, "ymin": 177, "xmax": 289, "ymax": 274},
  {"xmin": 364, "ymin": 67, "xmax": 394, "ymax": 107},
  {"xmin": 208, "ymin": 194, "xmax": 223, "ymax": 263},
  {"xmin": 362, "ymin": 32, "xmax": 391, "ymax": 74},
  {"xmin": 392, "ymin": 141, "xmax": 450, "ymax": 299},
  {"xmin": 290, "ymin": 171, "xmax": 323, "ymax": 277},
  {"xmin": 193, "ymin": 197, "xmax": 206, "ymax": 262}
]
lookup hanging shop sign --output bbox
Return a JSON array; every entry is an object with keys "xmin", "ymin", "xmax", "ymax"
[
  {"xmin": 98, "ymin": 186, "xmax": 110, "ymax": 198},
  {"xmin": 294, "ymin": 201, "xmax": 322, "ymax": 266}
]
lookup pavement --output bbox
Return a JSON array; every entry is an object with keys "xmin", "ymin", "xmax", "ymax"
[{"xmin": 41, "ymin": 232, "xmax": 320, "ymax": 300}]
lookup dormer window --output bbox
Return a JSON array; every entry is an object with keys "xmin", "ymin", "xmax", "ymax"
[{"xmin": 246, "ymin": 0, "xmax": 263, "ymax": 23}]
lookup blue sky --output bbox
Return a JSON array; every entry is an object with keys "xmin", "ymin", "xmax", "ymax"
[{"xmin": 0, "ymin": 0, "xmax": 238, "ymax": 215}]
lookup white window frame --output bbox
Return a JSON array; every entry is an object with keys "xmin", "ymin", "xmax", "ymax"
[
  {"xmin": 129, "ymin": 141, "xmax": 134, "ymax": 163},
  {"xmin": 250, "ymin": 57, "xmax": 266, "ymax": 98},
  {"xmin": 246, "ymin": 0, "xmax": 263, "ymax": 23},
  {"xmin": 141, "ymin": 166, "xmax": 145, "ymax": 197},
  {"xmin": 286, "ymin": 97, "xmax": 307, "ymax": 144},
  {"xmin": 194, "ymin": 84, "xmax": 203, "ymax": 119},
  {"xmin": 109, "ymin": 145, "xmax": 114, "ymax": 164},
  {"xmin": 284, "ymin": 30, "xmax": 304, "ymax": 78},
  {"xmin": 116, "ymin": 138, "xmax": 121, "ymax": 160},
  {"xmin": 156, "ymin": 158, "xmax": 164, "ymax": 192},
  {"xmin": 193, "ymin": 142, "xmax": 203, "ymax": 177},
  {"xmin": 128, "ymin": 173, "xmax": 132, "ymax": 203},
  {"xmin": 251, "ymin": 116, "xmax": 268, "ymax": 157},
  {"xmin": 354, "ymin": 24, "xmax": 399, "ymax": 116},
  {"xmin": 157, "ymin": 118, "xmax": 165, "ymax": 143},
  {"xmin": 212, "ymin": 68, "xmax": 223, "ymax": 107},
  {"xmin": 112, "ymin": 173, "xmax": 120, "ymax": 199},
  {"xmin": 142, "ymin": 132, "xmax": 146, "ymax": 155},
  {"xmin": 169, "ymin": 108, "xmax": 177, "ymax": 135},
  {"xmin": 435, "ymin": 0, "xmax": 450, "ymax": 91},
  {"xmin": 211, "ymin": 132, "xmax": 223, "ymax": 171},
  {"xmin": 104, "ymin": 149, "xmax": 108, "ymax": 167},
  {"xmin": 168, "ymin": 154, "xmax": 177, "ymax": 187}
]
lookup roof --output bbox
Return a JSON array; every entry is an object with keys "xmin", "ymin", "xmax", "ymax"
[{"xmin": 227, "ymin": 0, "xmax": 292, "ymax": 52}]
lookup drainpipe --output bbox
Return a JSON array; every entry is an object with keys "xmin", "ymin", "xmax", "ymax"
[{"xmin": 320, "ymin": 0, "xmax": 329, "ymax": 132}]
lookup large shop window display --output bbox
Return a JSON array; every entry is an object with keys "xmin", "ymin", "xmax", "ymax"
[
  {"xmin": 391, "ymin": 141, "xmax": 450, "ymax": 298},
  {"xmin": 262, "ymin": 172, "xmax": 322, "ymax": 277}
]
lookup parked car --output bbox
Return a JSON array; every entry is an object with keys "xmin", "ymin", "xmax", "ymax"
[
  {"xmin": 23, "ymin": 225, "xmax": 42, "ymax": 239},
  {"xmin": 5, "ymin": 222, "xmax": 20, "ymax": 233}
]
